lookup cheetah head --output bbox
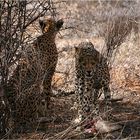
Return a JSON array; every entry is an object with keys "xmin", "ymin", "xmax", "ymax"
[
  {"xmin": 39, "ymin": 18, "xmax": 63, "ymax": 34},
  {"xmin": 75, "ymin": 42, "xmax": 99, "ymax": 78}
]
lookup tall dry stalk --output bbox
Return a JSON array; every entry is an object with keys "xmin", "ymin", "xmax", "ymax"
[{"xmin": 102, "ymin": 16, "xmax": 139, "ymax": 67}]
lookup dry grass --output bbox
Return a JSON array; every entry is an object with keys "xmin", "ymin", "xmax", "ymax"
[{"xmin": 1, "ymin": 0, "xmax": 140, "ymax": 139}]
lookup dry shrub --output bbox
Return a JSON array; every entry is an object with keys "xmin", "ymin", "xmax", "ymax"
[
  {"xmin": 102, "ymin": 16, "xmax": 139, "ymax": 66},
  {"xmin": 0, "ymin": 0, "xmax": 65, "ymax": 138}
]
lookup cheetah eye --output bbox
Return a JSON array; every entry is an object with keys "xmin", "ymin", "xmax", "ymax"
[
  {"xmin": 79, "ymin": 58, "xmax": 87, "ymax": 66},
  {"xmin": 47, "ymin": 20, "xmax": 52, "ymax": 25},
  {"xmin": 82, "ymin": 61, "xmax": 86, "ymax": 65},
  {"xmin": 81, "ymin": 61, "xmax": 86, "ymax": 66},
  {"xmin": 79, "ymin": 58, "xmax": 83, "ymax": 63},
  {"xmin": 91, "ymin": 62, "xmax": 95, "ymax": 65}
]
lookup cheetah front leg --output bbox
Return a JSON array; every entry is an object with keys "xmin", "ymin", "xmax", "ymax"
[
  {"xmin": 75, "ymin": 78, "xmax": 85, "ymax": 122},
  {"xmin": 43, "ymin": 65, "xmax": 55, "ymax": 109},
  {"xmin": 93, "ymin": 88, "xmax": 100, "ymax": 116},
  {"xmin": 103, "ymin": 85, "xmax": 116, "ymax": 121},
  {"xmin": 103, "ymin": 86, "xmax": 111, "ymax": 111}
]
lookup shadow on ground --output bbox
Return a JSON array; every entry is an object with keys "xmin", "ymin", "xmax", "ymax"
[{"xmin": 10, "ymin": 91, "xmax": 140, "ymax": 139}]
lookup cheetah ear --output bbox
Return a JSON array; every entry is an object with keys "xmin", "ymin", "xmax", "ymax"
[
  {"xmin": 74, "ymin": 46, "xmax": 80, "ymax": 53},
  {"xmin": 95, "ymin": 51, "xmax": 100, "ymax": 63},
  {"xmin": 56, "ymin": 19, "xmax": 64, "ymax": 30},
  {"xmin": 39, "ymin": 20, "xmax": 45, "ymax": 29}
]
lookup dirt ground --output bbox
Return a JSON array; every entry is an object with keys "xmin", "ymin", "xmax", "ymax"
[{"xmin": 9, "ymin": 88, "xmax": 140, "ymax": 139}]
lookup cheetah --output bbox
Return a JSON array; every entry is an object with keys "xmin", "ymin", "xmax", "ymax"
[
  {"xmin": 75, "ymin": 41, "xmax": 111, "ymax": 124},
  {"xmin": 5, "ymin": 18, "xmax": 63, "ymax": 130}
]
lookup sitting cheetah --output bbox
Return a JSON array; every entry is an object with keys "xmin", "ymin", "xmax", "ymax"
[{"xmin": 5, "ymin": 18, "xmax": 63, "ymax": 130}]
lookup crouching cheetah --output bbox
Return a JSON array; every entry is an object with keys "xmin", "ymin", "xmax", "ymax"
[
  {"xmin": 5, "ymin": 18, "xmax": 63, "ymax": 131},
  {"xmin": 75, "ymin": 41, "xmax": 111, "ymax": 124}
]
